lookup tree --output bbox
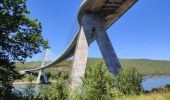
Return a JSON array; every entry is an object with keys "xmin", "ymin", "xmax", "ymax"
[
  {"xmin": 0, "ymin": 0, "xmax": 49, "ymax": 97},
  {"xmin": 82, "ymin": 62, "xmax": 116, "ymax": 100},
  {"xmin": 0, "ymin": 54, "xmax": 21, "ymax": 97}
]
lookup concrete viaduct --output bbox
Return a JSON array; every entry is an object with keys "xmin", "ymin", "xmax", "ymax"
[{"xmin": 20, "ymin": 0, "xmax": 138, "ymax": 88}]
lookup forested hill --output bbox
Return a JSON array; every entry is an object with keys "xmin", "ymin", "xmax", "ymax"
[{"xmin": 16, "ymin": 58, "xmax": 170, "ymax": 76}]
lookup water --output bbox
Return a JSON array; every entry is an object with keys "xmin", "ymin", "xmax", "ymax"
[
  {"xmin": 142, "ymin": 76, "xmax": 170, "ymax": 91},
  {"xmin": 13, "ymin": 84, "xmax": 36, "ymax": 92},
  {"xmin": 14, "ymin": 76, "xmax": 170, "ymax": 91}
]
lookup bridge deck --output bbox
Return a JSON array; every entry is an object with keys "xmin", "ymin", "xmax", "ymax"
[{"xmin": 20, "ymin": 0, "xmax": 137, "ymax": 73}]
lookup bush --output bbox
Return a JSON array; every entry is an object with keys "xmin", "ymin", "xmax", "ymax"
[
  {"xmin": 50, "ymin": 72, "xmax": 69, "ymax": 80},
  {"xmin": 81, "ymin": 63, "xmax": 143, "ymax": 99},
  {"xmin": 35, "ymin": 80, "xmax": 69, "ymax": 100},
  {"xmin": 81, "ymin": 62, "xmax": 122, "ymax": 99},
  {"xmin": 165, "ymin": 84, "xmax": 170, "ymax": 92},
  {"xmin": 116, "ymin": 67, "xmax": 143, "ymax": 95}
]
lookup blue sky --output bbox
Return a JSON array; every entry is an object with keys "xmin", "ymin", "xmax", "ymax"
[{"xmin": 26, "ymin": 0, "xmax": 170, "ymax": 61}]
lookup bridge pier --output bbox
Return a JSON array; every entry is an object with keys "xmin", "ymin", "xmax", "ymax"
[
  {"xmin": 70, "ymin": 26, "xmax": 90, "ymax": 89},
  {"xmin": 37, "ymin": 69, "xmax": 49, "ymax": 84},
  {"xmin": 70, "ymin": 13, "xmax": 121, "ymax": 89},
  {"xmin": 94, "ymin": 17, "xmax": 122, "ymax": 75}
]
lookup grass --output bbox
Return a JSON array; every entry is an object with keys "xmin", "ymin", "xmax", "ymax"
[
  {"xmin": 15, "ymin": 58, "xmax": 170, "ymax": 77},
  {"xmin": 116, "ymin": 92, "xmax": 170, "ymax": 100},
  {"xmin": 120, "ymin": 59, "xmax": 170, "ymax": 76}
]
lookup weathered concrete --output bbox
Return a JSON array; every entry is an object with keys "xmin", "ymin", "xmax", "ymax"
[
  {"xmin": 37, "ymin": 69, "xmax": 49, "ymax": 84},
  {"xmin": 70, "ymin": 27, "xmax": 90, "ymax": 88},
  {"xmin": 70, "ymin": 14, "xmax": 122, "ymax": 88},
  {"xmin": 94, "ymin": 18, "xmax": 122, "ymax": 75},
  {"xmin": 83, "ymin": 14, "xmax": 121, "ymax": 75}
]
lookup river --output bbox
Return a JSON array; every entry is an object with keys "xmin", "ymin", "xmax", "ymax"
[{"xmin": 142, "ymin": 76, "xmax": 170, "ymax": 91}]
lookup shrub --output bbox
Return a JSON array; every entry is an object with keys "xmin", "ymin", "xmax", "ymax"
[
  {"xmin": 165, "ymin": 84, "xmax": 170, "ymax": 92},
  {"xmin": 81, "ymin": 62, "xmax": 122, "ymax": 100},
  {"xmin": 81, "ymin": 63, "xmax": 143, "ymax": 99},
  {"xmin": 35, "ymin": 80, "xmax": 69, "ymax": 100},
  {"xmin": 115, "ymin": 67, "xmax": 143, "ymax": 95},
  {"xmin": 50, "ymin": 71, "xmax": 69, "ymax": 80}
]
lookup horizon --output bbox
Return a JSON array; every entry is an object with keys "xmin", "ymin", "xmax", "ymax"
[{"xmin": 24, "ymin": 57, "xmax": 170, "ymax": 62}]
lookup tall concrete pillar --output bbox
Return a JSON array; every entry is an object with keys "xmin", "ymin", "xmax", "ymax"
[
  {"xmin": 82, "ymin": 13, "xmax": 121, "ymax": 75},
  {"xmin": 70, "ymin": 13, "xmax": 121, "ymax": 88},
  {"xmin": 70, "ymin": 27, "xmax": 89, "ymax": 88},
  {"xmin": 94, "ymin": 16, "xmax": 121, "ymax": 75},
  {"xmin": 37, "ymin": 69, "xmax": 48, "ymax": 84}
]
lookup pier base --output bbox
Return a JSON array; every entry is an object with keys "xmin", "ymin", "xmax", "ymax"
[{"xmin": 37, "ymin": 69, "xmax": 49, "ymax": 84}]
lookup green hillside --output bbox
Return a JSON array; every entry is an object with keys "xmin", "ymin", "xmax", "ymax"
[{"xmin": 16, "ymin": 58, "xmax": 170, "ymax": 77}]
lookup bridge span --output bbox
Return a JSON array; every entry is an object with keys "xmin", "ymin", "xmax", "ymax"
[{"xmin": 20, "ymin": 0, "xmax": 138, "ymax": 88}]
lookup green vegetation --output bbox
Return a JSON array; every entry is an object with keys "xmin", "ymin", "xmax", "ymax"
[
  {"xmin": 120, "ymin": 59, "xmax": 170, "ymax": 76},
  {"xmin": 16, "ymin": 58, "xmax": 170, "ymax": 78},
  {"xmin": 12, "ymin": 58, "xmax": 170, "ymax": 100},
  {"xmin": 81, "ymin": 62, "xmax": 119, "ymax": 100},
  {"xmin": 36, "ymin": 81, "xmax": 69, "ymax": 100},
  {"xmin": 5, "ymin": 61, "xmax": 170, "ymax": 100},
  {"xmin": 0, "ymin": 0, "xmax": 48, "ymax": 98},
  {"xmin": 116, "ymin": 92, "xmax": 170, "ymax": 100},
  {"xmin": 69, "ymin": 63, "xmax": 143, "ymax": 100},
  {"xmin": 115, "ymin": 67, "xmax": 143, "ymax": 95},
  {"xmin": 0, "ymin": 59, "xmax": 21, "ymax": 97}
]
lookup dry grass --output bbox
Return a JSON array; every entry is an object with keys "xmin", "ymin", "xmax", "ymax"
[{"xmin": 116, "ymin": 92, "xmax": 170, "ymax": 100}]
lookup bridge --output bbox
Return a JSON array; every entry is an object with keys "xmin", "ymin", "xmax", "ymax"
[{"xmin": 20, "ymin": 0, "xmax": 138, "ymax": 88}]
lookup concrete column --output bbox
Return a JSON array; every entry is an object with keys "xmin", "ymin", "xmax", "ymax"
[
  {"xmin": 81, "ymin": 13, "xmax": 121, "ymax": 75},
  {"xmin": 70, "ymin": 13, "xmax": 121, "ymax": 88},
  {"xmin": 95, "ymin": 17, "xmax": 121, "ymax": 75},
  {"xmin": 70, "ymin": 27, "xmax": 89, "ymax": 89},
  {"xmin": 37, "ymin": 69, "xmax": 48, "ymax": 84}
]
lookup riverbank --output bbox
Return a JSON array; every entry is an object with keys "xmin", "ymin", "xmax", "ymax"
[
  {"xmin": 143, "ymin": 75, "xmax": 170, "ymax": 78},
  {"xmin": 13, "ymin": 75, "xmax": 170, "ymax": 85},
  {"xmin": 13, "ymin": 76, "xmax": 170, "ymax": 93},
  {"xmin": 13, "ymin": 81, "xmax": 36, "ymax": 85},
  {"xmin": 13, "ymin": 80, "xmax": 58, "ymax": 85}
]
